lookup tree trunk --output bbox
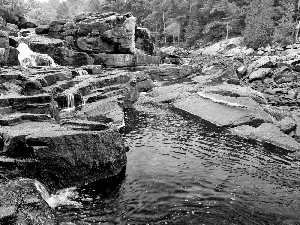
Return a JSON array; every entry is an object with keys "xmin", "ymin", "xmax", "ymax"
[
  {"xmin": 226, "ymin": 22, "xmax": 229, "ymax": 42},
  {"xmin": 178, "ymin": 24, "xmax": 180, "ymax": 45}
]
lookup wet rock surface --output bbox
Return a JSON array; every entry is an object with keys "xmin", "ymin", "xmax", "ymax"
[
  {"xmin": 0, "ymin": 178, "xmax": 57, "ymax": 225},
  {"xmin": 0, "ymin": 122, "xmax": 127, "ymax": 190},
  {"xmin": 25, "ymin": 12, "xmax": 159, "ymax": 67}
]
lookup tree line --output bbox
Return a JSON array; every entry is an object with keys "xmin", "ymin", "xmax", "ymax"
[{"xmin": 1, "ymin": 0, "xmax": 300, "ymax": 49}]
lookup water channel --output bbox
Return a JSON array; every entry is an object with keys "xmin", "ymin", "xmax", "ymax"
[{"xmin": 56, "ymin": 95, "xmax": 300, "ymax": 225}]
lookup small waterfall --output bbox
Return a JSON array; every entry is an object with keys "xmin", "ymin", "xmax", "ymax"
[
  {"xmin": 17, "ymin": 42, "xmax": 56, "ymax": 67},
  {"xmin": 34, "ymin": 180, "xmax": 82, "ymax": 208},
  {"xmin": 17, "ymin": 42, "xmax": 37, "ymax": 67},
  {"xmin": 60, "ymin": 91, "xmax": 76, "ymax": 118},
  {"xmin": 66, "ymin": 91, "xmax": 75, "ymax": 109}
]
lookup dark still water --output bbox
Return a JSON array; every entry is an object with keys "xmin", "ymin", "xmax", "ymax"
[{"xmin": 57, "ymin": 102, "xmax": 300, "ymax": 225}]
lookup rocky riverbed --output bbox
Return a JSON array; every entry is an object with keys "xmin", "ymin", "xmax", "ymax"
[{"xmin": 1, "ymin": 9, "xmax": 300, "ymax": 224}]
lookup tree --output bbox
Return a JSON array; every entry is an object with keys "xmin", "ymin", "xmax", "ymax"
[
  {"xmin": 273, "ymin": 1, "xmax": 296, "ymax": 45},
  {"xmin": 242, "ymin": 0, "xmax": 275, "ymax": 49}
]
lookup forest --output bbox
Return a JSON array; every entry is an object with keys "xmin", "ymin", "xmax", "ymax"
[{"xmin": 1, "ymin": 0, "xmax": 300, "ymax": 49}]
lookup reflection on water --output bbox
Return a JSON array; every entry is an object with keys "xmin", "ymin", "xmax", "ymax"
[{"xmin": 57, "ymin": 102, "xmax": 300, "ymax": 225}]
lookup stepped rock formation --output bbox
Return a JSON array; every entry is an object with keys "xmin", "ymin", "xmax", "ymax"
[
  {"xmin": 0, "ymin": 30, "xmax": 19, "ymax": 66},
  {"xmin": 29, "ymin": 12, "xmax": 158, "ymax": 67}
]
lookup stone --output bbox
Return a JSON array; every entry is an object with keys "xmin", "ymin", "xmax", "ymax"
[
  {"xmin": 81, "ymin": 65, "xmax": 103, "ymax": 74},
  {"xmin": 6, "ymin": 47, "xmax": 19, "ymax": 66},
  {"xmin": 27, "ymin": 35, "xmax": 65, "ymax": 59},
  {"xmin": 0, "ymin": 122, "xmax": 127, "ymax": 190},
  {"xmin": 93, "ymin": 53, "xmax": 135, "ymax": 67},
  {"xmin": 276, "ymin": 117, "xmax": 297, "ymax": 134},
  {"xmin": 0, "ymin": 32, "xmax": 9, "ymax": 49},
  {"xmin": 135, "ymin": 54, "xmax": 160, "ymax": 66},
  {"xmin": 76, "ymin": 36, "xmax": 114, "ymax": 53},
  {"xmin": 247, "ymin": 56, "xmax": 278, "ymax": 74},
  {"xmin": 35, "ymin": 25, "xmax": 50, "ymax": 34},
  {"xmin": 148, "ymin": 83, "xmax": 193, "ymax": 104},
  {"xmin": 202, "ymin": 84, "xmax": 268, "ymax": 105},
  {"xmin": 236, "ymin": 66, "xmax": 247, "ymax": 78},
  {"xmin": 0, "ymin": 178, "xmax": 57, "ymax": 225},
  {"xmin": 33, "ymin": 53, "xmax": 56, "ymax": 66},
  {"xmin": 257, "ymin": 50, "xmax": 264, "ymax": 56},
  {"xmin": 21, "ymin": 80, "xmax": 45, "ymax": 96},
  {"xmin": 292, "ymin": 112, "xmax": 300, "ymax": 142},
  {"xmin": 249, "ymin": 68, "xmax": 271, "ymax": 82},
  {"xmin": 284, "ymin": 48, "xmax": 300, "ymax": 55},
  {"xmin": 77, "ymin": 97, "xmax": 124, "ymax": 128},
  {"xmin": 173, "ymin": 92, "xmax": 273, "ymax": 127},
  {"xmin": 230, "ymin": 123, "xmax": 300, "ymax": 151}
]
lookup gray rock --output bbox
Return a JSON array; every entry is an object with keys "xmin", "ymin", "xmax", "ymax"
[
  {"xmin": 0, "ymin": 178, "xmax": 57, "ymax": 225},
  {"xmin": 247, "ymin": 56, "xmax": 278, "ymax": 74},
  {"xmin": 276, "ymin": 117, "xmax": 296, "ymax": 134},
  {"xmin": 257, "ymin": 50, "xmax": 265, "ymax": 55},
  {"xmin": 236, "ymin": 66, "xmax": 247, "ymax": 78},
  {"xmin": 249, "ymin": 68, "xmax": 271, "ymax": 81},
  {"xmin": 35, "ymin": 25, "xmax": 50, "ymax": 34},
  {"xmin": 202, "ymin": 84, "xmax": 268, "ymax": 105},
  {"xmin": 77, "ymin": 97, "xmax": 124, "ymax": 127},
  {"xmin": 0, "ymin": 122, "xmax": 127, "ymax": 190},
  {"xmin": 262, "ymin": 105, "xmax": 291, "ymax": 121},
  {"xmin": 173, "ymin": 92, "xmax": 273, "ymax": 127},
  {"xmin": 230, "ymin": 123, "xmax": 300, "ymax": 151},
  {"xmin": 292, "ymin": 112, "xmax": 300, "ymax": 143}
]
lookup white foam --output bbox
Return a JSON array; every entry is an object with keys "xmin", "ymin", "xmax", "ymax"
[
  {"xmin": 17, "ymin": 42, "xmax": 56, "ymax": 67},
  {"xmin": 34, "ymin": 180, "xmax": 82, "ymax": 208}
]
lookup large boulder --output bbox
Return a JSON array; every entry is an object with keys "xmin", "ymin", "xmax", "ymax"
[
  {"xmin": 46, "ymin": 12, "xmax": 137, "ymax": 54},
  {"xmin": 230, "ymin": 123, "xmax": 300, "ymax": 152},
  {"xmin": 0, "ymin": 178, "xmax": 57, "ymax": 225},
  {"xmin": 0, "ymin": 122, "xmax": 127, "ymax": 190},
  {"xmin": 247, "ymin": 56, "xmax": 278, "ymax": 74},
  {"xmin": 77, "ymin": 97, "xmax": 124, "ymax": 128},
  {"xmin": 173, "ymin": 92, "xmax": 274, "ymax": 127},
  {"xmin": 201, "ymin": 84, "xmax": 268, "ymax": 105},
  {"xmin": 248, "ymin": 68, "xmax": 271, "ymax": 82}
]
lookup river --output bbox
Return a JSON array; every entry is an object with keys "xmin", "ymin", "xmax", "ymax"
[{"xmin": 57, "ymin": 97, "xmax": 300, "ymax": 225}]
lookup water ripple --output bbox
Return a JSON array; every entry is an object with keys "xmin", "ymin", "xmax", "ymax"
[{"xmin": 57, "ymin": 103, "xmax": 300, "ymax": 225}]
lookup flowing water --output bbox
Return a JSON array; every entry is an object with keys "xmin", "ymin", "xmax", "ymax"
[
  {"xmin": 56, "ymin": 100, "xmax": 300, "ymax": 225},
  {"xmin": 17, "ymin": 42, "xmax": 56, "ymax": 67}
]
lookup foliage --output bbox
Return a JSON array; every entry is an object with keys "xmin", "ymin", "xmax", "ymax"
[
  {"xmin": 273, "ymin": 1, "xmax": 297, "ymax": 45},
  {"xmin": 242, "ymin": 0, "xmax": 275, "ymax": 49},
  {"xmin": 2, "ymin": 0, "xmax": 299, "ymax": 48}
]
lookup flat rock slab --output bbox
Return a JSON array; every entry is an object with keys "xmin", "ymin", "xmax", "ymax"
[
  {"xmin": 0, "ymin": 113, "xmax": 51, "ymax": 126},
  {"xmin": 148, "ymin": 83, "xmax": 194, "ymax": 103},
  {"xmin": 77, "ymin": 97, "xmax": 124, "ymax": 128},
  {"xmin": 0, "ymin": 122, "xmax": 127, "ymax": 190},
  {"xmin": 0, "ymin": 94, "xmax": 51, "ymax": 108},
  {"xmin": 230, "ymin": 123, "xmax": 300, "ymax": 152},
  {"xmin": 201, "ymin": 84, "xmax": 268, "ymax": 105},
  {"xmin": 173, "ymin": 93, "xmax": 273, "ymax": 127}
]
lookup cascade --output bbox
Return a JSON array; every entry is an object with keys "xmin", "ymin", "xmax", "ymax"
[
  {"xmin": 60, "ymin": 91, "xmax": 76, "ymax": 118},
  {"xmin": 66, "ymin": 91, "xmax": 75, "ymax": 109},
  {"xmin": 17, "ymin": 42, "xmax": 56, "ymax": 67},
  {"xmin": 33, "ymin": 180, "xmax": 81, "ymax": 208}
]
